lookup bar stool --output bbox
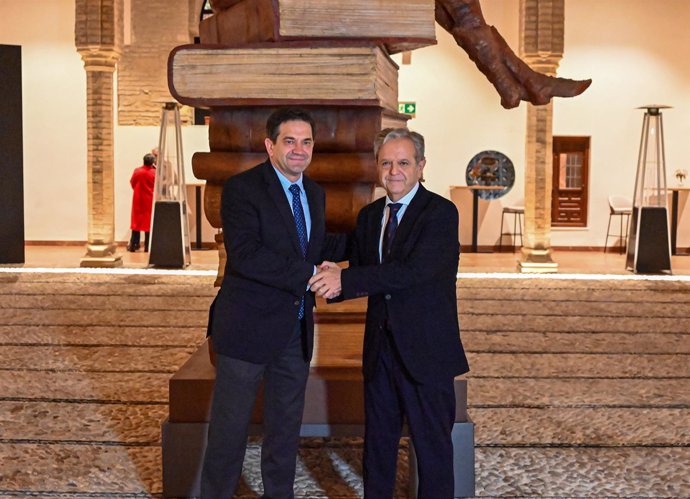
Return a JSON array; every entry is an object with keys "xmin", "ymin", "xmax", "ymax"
[
  {"xmin": 498, "ymin": 199, "xmax": 524, "ymax": 252},
  {"xmin": 604, "ymin": 195, "xmax": 632, "ymax": 253}
]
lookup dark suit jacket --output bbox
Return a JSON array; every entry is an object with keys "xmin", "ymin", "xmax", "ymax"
[
  {"xmin": 209, "ymin": 160, "xmax": 347, "ymax": 364},
  {"xmin": 340, "ymin": 184, "xmax": 469, "ymax": 383}
]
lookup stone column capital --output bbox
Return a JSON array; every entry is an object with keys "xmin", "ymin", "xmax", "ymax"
[{"xmin": 78, "ymin": 49, "xmax": 120, "ymax": 71}]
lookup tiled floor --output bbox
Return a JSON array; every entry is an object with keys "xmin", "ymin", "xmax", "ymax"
[{"xmin": 1, "ymin": 246, "xmax": 690, "ymax": 498}]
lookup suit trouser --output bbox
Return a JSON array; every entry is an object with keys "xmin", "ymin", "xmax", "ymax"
[
  {"xmin": 200, "ymin": 322, "xmax": 309, "ymax": 499},
  {"xmin": 363, "ymin": 330, "xmax": 456, "ymax": 499}
]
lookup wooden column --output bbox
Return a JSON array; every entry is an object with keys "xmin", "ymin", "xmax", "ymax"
[
  {"xmin": 518, "ymin": 0, "xmax": 563, "ymax": 273},
  {"xmin": 75, "ymin": 0, "xmax": 123, "ymax": 267}
]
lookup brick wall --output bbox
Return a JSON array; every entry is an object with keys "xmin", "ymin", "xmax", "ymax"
[{"xmin": 118, "ymin": 0, "xmax": 203, "ymax": 125}]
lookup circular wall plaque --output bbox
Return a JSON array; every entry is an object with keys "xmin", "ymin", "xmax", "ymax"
[{"xmin": 465, "ymin": 150, "xmax": 515, "ymax": 200}]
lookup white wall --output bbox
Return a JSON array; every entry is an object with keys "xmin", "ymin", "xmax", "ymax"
[
  {"xmin": 2, "ymin": 0, "xmax": 690, "ymax": 248},
  {"xmin": 0, "ymin": 0, "xmax": 87, "ymax": 241}
]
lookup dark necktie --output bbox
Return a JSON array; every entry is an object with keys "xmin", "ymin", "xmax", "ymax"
[
  {"xmin": 382, "ymin": 203, "xmax": 402, "ymax": 263},
  {"xmin": 289, "ymin": 184, "xmax": 308, "ymax": 319}
]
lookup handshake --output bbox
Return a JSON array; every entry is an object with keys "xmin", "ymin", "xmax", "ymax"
[{"xmin": 308, "ymin": 261, "xmax": 342, "ymax": 300}]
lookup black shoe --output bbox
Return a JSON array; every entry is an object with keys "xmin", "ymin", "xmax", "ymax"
[{"xmin": 127, "ymin": 243, "xmax": 140, "ymax": 252}]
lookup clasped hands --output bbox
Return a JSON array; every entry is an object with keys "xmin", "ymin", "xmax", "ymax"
[{"xmin": 309, "ymin": 261, "xmax": 341, "ymax": 299}]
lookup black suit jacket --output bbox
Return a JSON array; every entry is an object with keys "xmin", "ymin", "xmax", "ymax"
[
  {"xmin": 340, "ymin": 184, "xmax": 469, "ymax": 383},
  {"xmin": 209, "ymin": 160, "xmax": 346, "ymax": 364}
]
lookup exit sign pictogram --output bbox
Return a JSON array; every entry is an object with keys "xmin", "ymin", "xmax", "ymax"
[{"xmin": 398, "ymin": 102, "xmax": 416, "ymax": 117}]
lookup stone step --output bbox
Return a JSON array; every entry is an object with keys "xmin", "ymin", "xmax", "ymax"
[
  {"xmin": 0, "ymin": 294, "xmax": 215, "ymax": 311},
  {"xmin": 468, "ymin": 378, "xmax": 690, "ymax": 408},
  {"xmin": 462, "ymin": 314, "xmax": 690, "ymax": 333},
  {"xmin": 6, "ymin": 400, "xmax": 687, "ymax": 450},
  {"xmin": 467, "ymin": 352, "xmax": 690, "ymax": 378},
  {"xmin": 0, "ymin": 345, "xmax": 199, "ymax": 373},
  {"xmin": 463, "ymin": 330, "xmax": 690, "ymax": 353},
  {"xmin": 458, "ymin": 286, "xmax": 690, "ymax": 302},
  {"xmin": 4, "ymin": 345, "xmax": 688, "ymax": 379},
  {"xmin": 8, "ymin": 371, "xmax": 688, "ymax": 410},
  {"xmin": 457, "ymin": 277, "xmax": 690, "ymax": 291},
  {"xmin": 0, "ymin": 281, "xmax": 217, "ymax": 298},
  {"xmin": 0, "ymin": 443, "xmax": 162, "ymax": 496},
  {"xmin": 459, "ymin": 298, "xmax": 689, "ymax": 317},
  {"xmin": 0, "ymin": 309, "xmax": 209, "ymax": 327},
  {"xmin": 0, "ymin": 325, "xmax": 205, "ymax": 347},
  {"xmin": 0, "ymin": 272, "xmax": 214, "ymax": 286},
  {"xmin": 3, "ymin": 371, "xmax": 170, "ymax": 404},
  {"xmin": 0, "ymin": 401, "xmax": 167, "ymax": 444}
]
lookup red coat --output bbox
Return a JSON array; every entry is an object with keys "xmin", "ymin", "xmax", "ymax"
[{"xmin": 130, "ymin": 164, "xmax": 156, "ymax": 231}]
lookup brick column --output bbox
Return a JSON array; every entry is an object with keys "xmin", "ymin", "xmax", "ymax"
[
  {"xmin": 518, "ymin": 0, "xmax": 563, "ymax": 273},
  {"xmin": 75, "ymin": 0, "xmax": 122, "ymax": 267}
]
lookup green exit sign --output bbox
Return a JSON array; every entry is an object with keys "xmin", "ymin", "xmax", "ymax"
[{"xmin": 398, "ymin": 102, "xmax": 417, "ymax": 117}]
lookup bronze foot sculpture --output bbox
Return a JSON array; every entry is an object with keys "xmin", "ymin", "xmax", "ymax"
[{"xmin": 435, "ymin": 0, "xmax": 591, "ymax": 109}]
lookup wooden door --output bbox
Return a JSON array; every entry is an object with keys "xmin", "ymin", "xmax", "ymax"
[{"xmin": 552, "ymin": 137, "xmax": 590, "ymax": 227}]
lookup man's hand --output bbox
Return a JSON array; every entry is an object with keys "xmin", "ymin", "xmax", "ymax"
[{"xmin": 309, "ymin": 261, "xmax": 342, "ymax": 299}]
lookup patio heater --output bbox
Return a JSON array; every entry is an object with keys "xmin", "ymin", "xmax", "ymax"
[
  {"xmin": 625, "ymin": 105, "xmax": 672, "ymax": 274},
  {"xmin": 149, "ymin": 102, "xmax": 192, "ymax": 267}
]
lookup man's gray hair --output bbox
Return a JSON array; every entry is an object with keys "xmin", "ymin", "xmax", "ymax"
[{"xmin": 373, "ymin": 128, "xmax": 426, "ymax": 163}]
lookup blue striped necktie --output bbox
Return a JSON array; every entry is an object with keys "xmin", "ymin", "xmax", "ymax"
[{"xmin": 289, "ymin": 184, "xmax": 308, "ymax": 319}]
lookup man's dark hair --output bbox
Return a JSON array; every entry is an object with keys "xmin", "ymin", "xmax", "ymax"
[
  {"xmin": 143, "ymin": 153, "xmax": 156, "ymax": 166},
  {"xmin": 266, "ymin": 107, "xmax": 316, "ymax": 143}
]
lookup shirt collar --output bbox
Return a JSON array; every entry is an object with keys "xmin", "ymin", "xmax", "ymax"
[
  {"xmin": 385, "ymin": 182, "xmax": 420, "ymax": 207},
  {"xmin": 272, "ymin": 164, "xmax": 304, "ymax": 192}
]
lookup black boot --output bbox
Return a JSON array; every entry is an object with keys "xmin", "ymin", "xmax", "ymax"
[{"xmin": 128, "ymin": 232, "xmax": 141, "ymax": 252}]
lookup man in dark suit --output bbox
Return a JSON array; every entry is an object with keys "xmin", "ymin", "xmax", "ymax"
[
  {"xmin": 309, "ymin": 128, "xmax": 470, "ymax": 499},
  {"xmin": 201, "ymin": 107, "xmax": 347, "ymax": 499}
]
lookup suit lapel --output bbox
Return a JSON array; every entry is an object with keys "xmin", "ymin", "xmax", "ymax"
[
  {"xmin": 388, "ymin": 184, "xmax": 431, "ymax": 260},
  {"xmin": 303, "ymin": 176, "xmax": 323, "ymax": 261},
  {"xmin": 368, "ymin": 198, "xmax": 386, "ymax": 264},
  {"xmin": 261, "ymin": 161, "xmax": 304, "ymax": 257}
]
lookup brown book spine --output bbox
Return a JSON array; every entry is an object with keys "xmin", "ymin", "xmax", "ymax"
[
  {"xmin": 203, "ymin": 181, "xmax": 224, "ymax": 228},
  {"xmin": 168, "ymin": 43, "xmax": 399, "ymax": 110},
  {"xmin": 208, "ymin": 106, "xmax": 408, "ymax": 153},
  {"xmin": 193, "ymin": 152, "xmax": 376, "ymax": 184}
]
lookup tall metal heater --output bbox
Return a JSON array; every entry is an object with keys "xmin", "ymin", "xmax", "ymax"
[
  {"xmin": 626, "ymin": 105, "xmax": 672, "ymax": 274},
  {"xmin": 149, "ymin": 102, "xmax": 192, "ymax": 267}
]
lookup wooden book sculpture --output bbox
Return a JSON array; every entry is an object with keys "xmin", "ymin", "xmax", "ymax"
[{"xmin": 168, "ymin": 0, "xmax": 590, "ymax": 283}]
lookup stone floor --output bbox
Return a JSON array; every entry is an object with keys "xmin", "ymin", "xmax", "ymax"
[{"xmin": 1, "ymin": 249, "xmax": 690, "ymax": 498}]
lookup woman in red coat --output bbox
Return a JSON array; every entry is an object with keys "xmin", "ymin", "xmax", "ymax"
[{"xmin": 128, "ymin": 153, "xmax": 156, "ymax": 252}]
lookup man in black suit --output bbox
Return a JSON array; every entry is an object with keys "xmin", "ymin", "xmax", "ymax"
[
  {"xmin": 201, "ymin": 107, "xmax": 346, "ymax": 499},
  {"xmin": 309, "ymin": 128, "xmax": 470, "ymax": 499}
]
